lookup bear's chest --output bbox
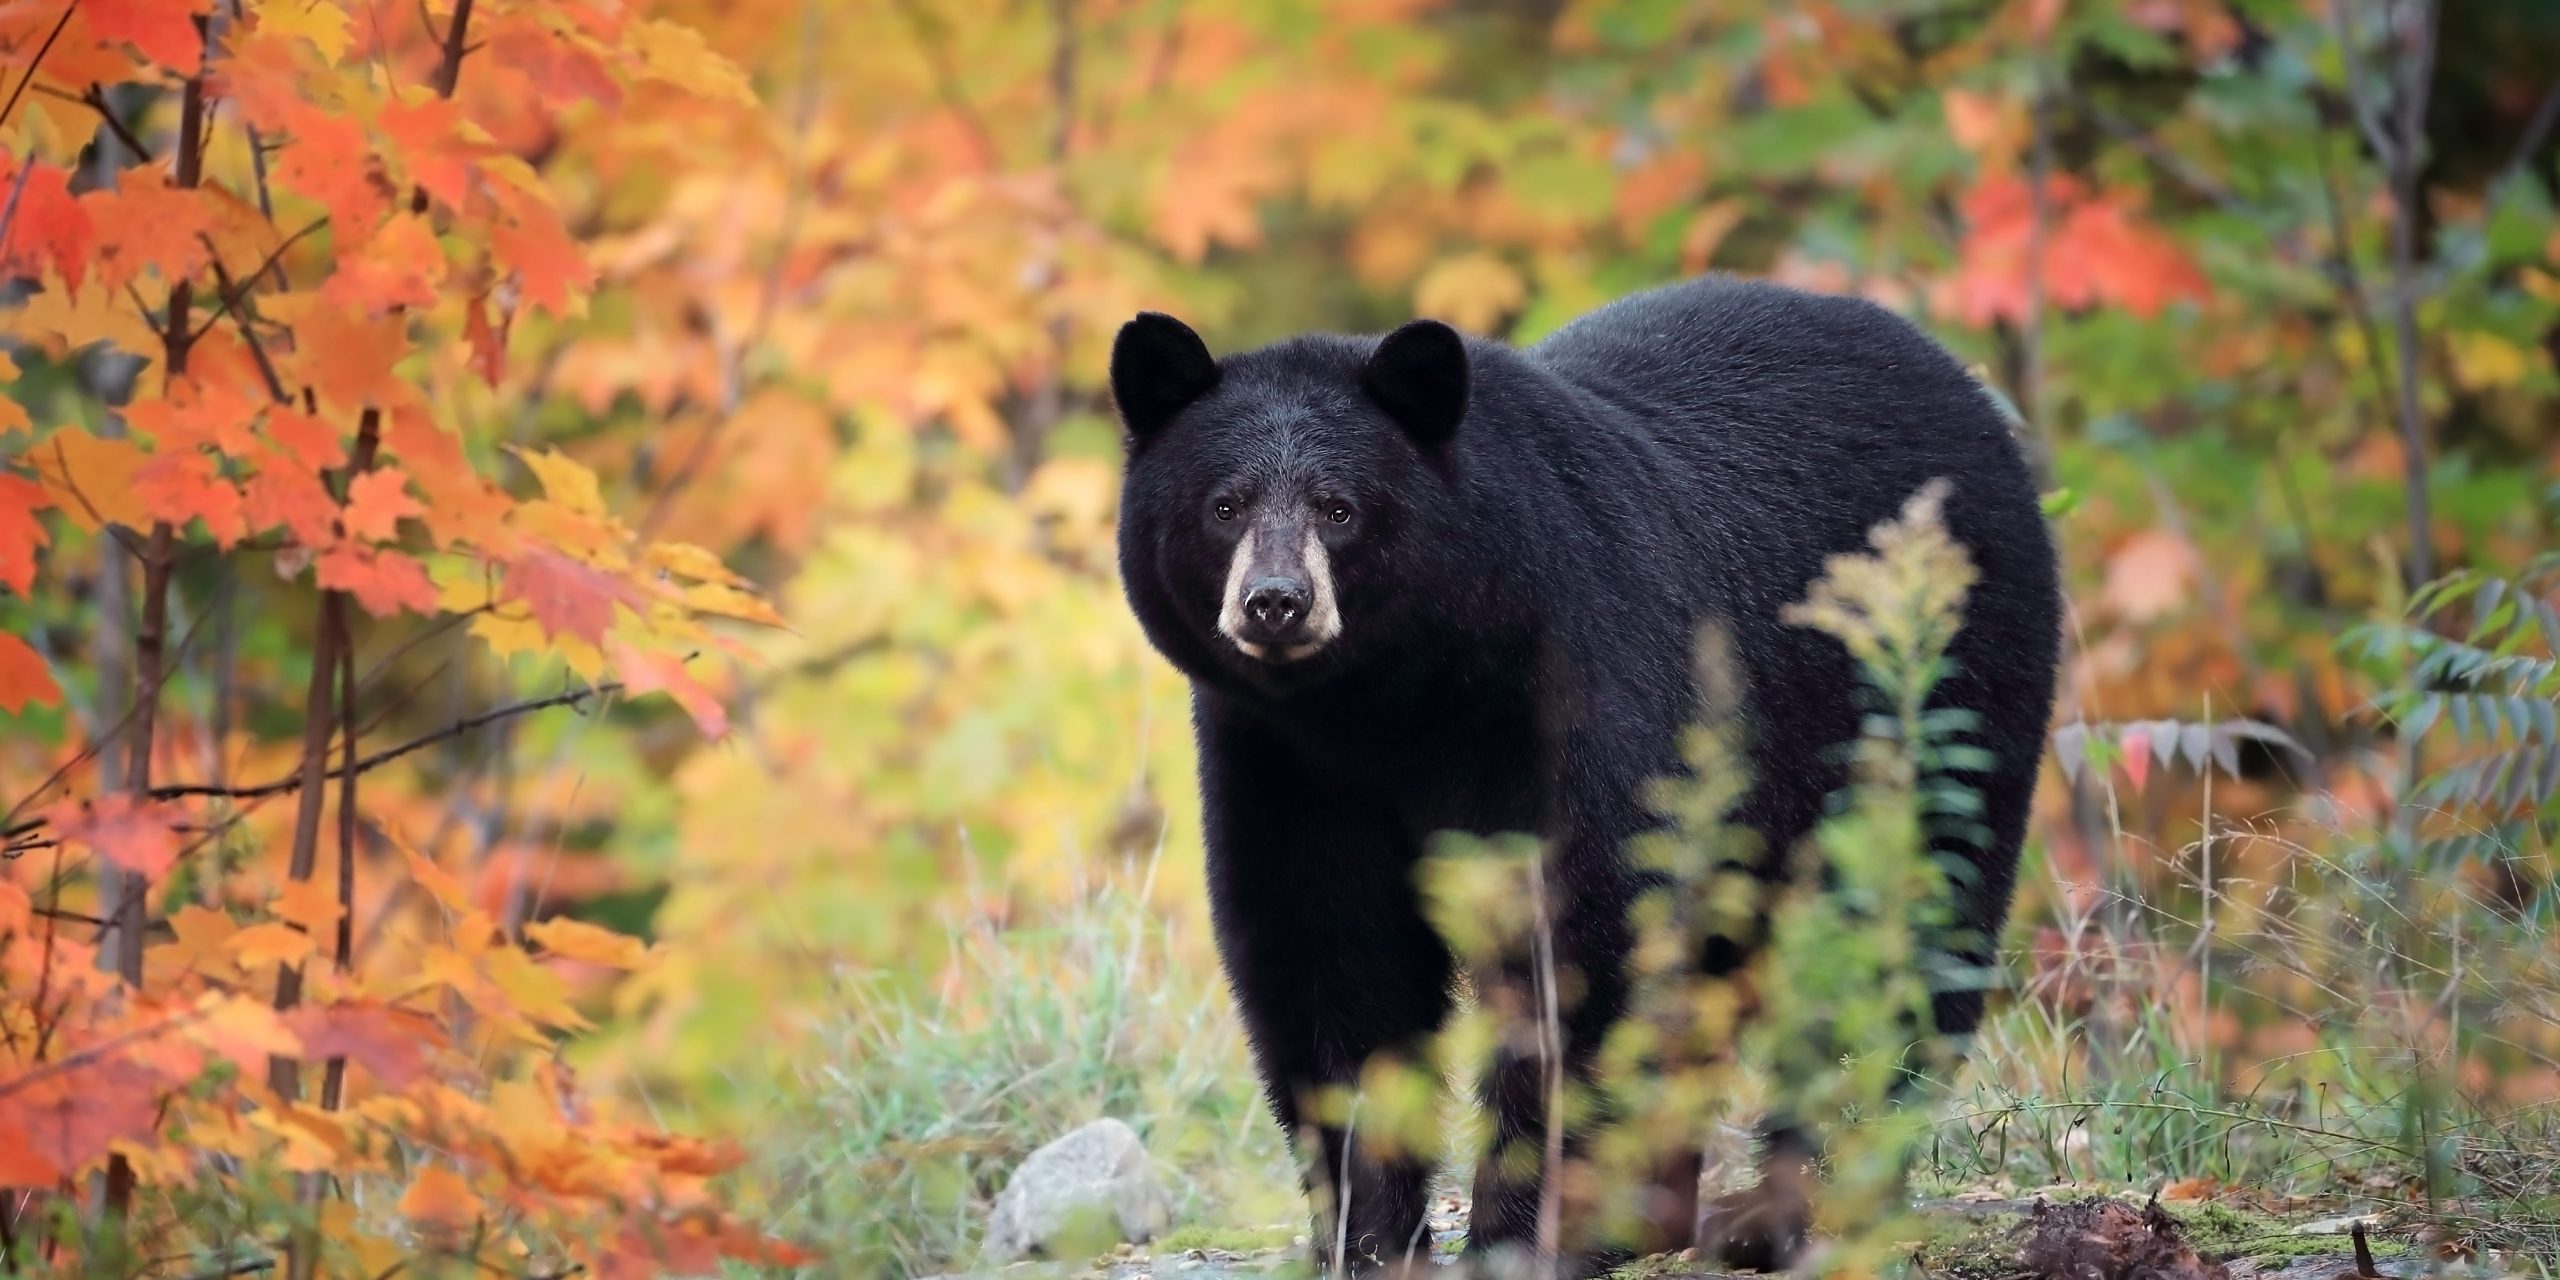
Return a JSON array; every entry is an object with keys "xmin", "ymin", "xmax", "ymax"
[{"xmin": 1269, "ymin": 681, "xmax": 1555, "ymax": 841}]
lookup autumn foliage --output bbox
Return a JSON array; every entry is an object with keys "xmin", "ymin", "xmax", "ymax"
[{"xmin": 0, "ymin": 0, "xmax": 792, "ymax": 1270}]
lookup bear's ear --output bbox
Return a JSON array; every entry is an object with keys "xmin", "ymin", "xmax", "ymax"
[
  {"xmin": 1363, "ymin": 319, "xmax": 1469, "ymax": 451},
  {"xmin": 1110, "ymin": 312, "xmax": 1220, "ymax": 442}
]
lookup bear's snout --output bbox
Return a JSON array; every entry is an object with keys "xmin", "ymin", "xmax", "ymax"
[
  {"xmin": 1215, "ymin": 524, "xmax": 1344, "ymax": 661},
  {"xmin": 1242, "ymin": 577, "xmax": 1311, "ymax": 640}
]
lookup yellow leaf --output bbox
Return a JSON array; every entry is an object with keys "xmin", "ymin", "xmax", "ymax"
[
  {"xmin": 273, "ymin": 877, "xmax": 344, "ymax": 936},
  {"xmin": 507, "ymin": 445, "xmax": 607, "ymax": 517},
  {"xmin": 1413, "ymin": 253, "xmax": 1525, "ymax": 335},
  {"xmin": 249, "ymin": 1105, "xmax": 350, "ymax": 1174},
  {"xmin": 188, "ymin": 996, "xmax": 304, "ymax": 1074},
  {"xmin": 228, "ymin": 921, "xmax": 318, "ymax": 969},
  {"xmin": 643, "ymin": 540, "xmax": 746, "ymax": 586},
  {"xmin": 397, "ymin": 835, "xmax": 476, "ymax": 914},
  {"xmin": 254, "ymin": 0, "xmax": 350, "ymax": 60},
  {"xmin": 682, "ymin": 580, "xmax": 787, "ymax": 628},
  {"xmin": 0, "ymin": 352, "xmax": 28, "ymax": 434},
  {"xmin": 524, "ymin": 916, "xmax": 649, "ymax": 968},
  {"xmin": 158, "ymin": 904, "xmax": 240, "ymax": 977},
  {"xmin": 630, "ymin": 19, "xmax": 755, "ymax": 104},
  {"xmin": 2451, "ymin": 332, "xmax": 2534, "ymax": 388},
  {"xmin": 477, "ymin": 945, "xmax": 592, "ymax": 1030},
  {"xmin": 13, "ymin": 279, "xmax": 161, "ymax": 358},
  {"xmin": 28, "ymin": 429, "xmax": 150, "ymax": 531}
]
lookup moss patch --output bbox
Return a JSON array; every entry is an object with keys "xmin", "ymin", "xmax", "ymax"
[{"xmin": 1151, "ymin": 1223, "xmax": 1299, "ymax": 1255}]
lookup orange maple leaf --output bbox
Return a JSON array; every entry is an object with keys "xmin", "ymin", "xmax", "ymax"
[
  {"xmin": 273, "ymin": 877, "xmax": 344, "ymax": 936},
  {"xmin": 342, "ymin": 467, "xmax": 424, "ymax": 543},
  {"xmin": 503, "ymin": 548, "xmax": 642, "ymax": 645},
  {"xmin": 283, "ymin": 304, "xmax": 413, "ymax": 412},
  {"xmin": 0, "ymin": 632, "xmax": 62, "ymax": 715},
  {"xmin": 487, "ymin": 186, "xmax": 596, "ymax": 317},
  {"xmin": 262, "ymin": 407, "xmax": 348, "ymax": 472},
  {"xmin": 81, "ymin": 173, "xmax": 217, "ymax": 291},
  {"xmin": 323, "ymin": 214, "xmax": 447, "ymax": 315},
  {"xmin": 270, "ymin": 102, "xmax": 393, "ymax": 241},
  {"xmin": 398, "ymin": 1164, "xmax": 484, "ymax": 1233},
  {"xmin": 315, "ymin": 543, "xmax": 441, "ymax": 617},
  {"xmin": 0, "ymin": 472, "xmax": 53, "ymax": 595},
  {"xmin": 44, "ymin": 794, "xmax": 185, "ymax": 879},
  {"xmin": 243, "ymin": 457, "xmax": 341, "ymax": 547},
  {"xmin": 134, "ymin": 451, "xmax": 250, "ymax": 547},
  {"xmin": 379, "ymin": 97, "xmax": 487, "ymax": 212},
  {"xmin": 125, "ymin": 374, "xmax": 262, "ymax": 455}
]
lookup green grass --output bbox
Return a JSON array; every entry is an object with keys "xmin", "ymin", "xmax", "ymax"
[{"xmin": 738, "ymin": 869, "xmax": 1296, "ymax": 1277}]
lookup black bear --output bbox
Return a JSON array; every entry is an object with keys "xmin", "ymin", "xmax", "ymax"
[{"xmin": 1110, "ymin": 277, "xmax": 2062, "ymax": 1275}]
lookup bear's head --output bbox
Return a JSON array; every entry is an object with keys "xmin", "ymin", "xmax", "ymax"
[{"xmin": 1110, "ymin": 311, "xmax": 1472, "ymax": 695}]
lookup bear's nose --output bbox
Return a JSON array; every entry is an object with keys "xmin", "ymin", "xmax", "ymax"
[{"xmin": 1242, "ymin": 577, "xmax": 1310, "ymax": 640}]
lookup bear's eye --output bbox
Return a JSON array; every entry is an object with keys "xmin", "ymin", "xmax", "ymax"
[
  {"xmin": 1214, "ymin": 502, "xmax": 1236, "ymax": 522},
  {"xmin": 1327, "ymin": 505, "xmax": 1352, "ymax": 525}
]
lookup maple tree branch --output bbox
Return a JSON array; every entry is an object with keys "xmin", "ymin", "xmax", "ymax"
[
  {"xmin": 76, "ymin": 85, "xmax": 151, "ymax": 165},
  {"xmin": 150, "ymin": 681, "xmax": 624, "ymax": 805},
  {"xmin": 203, "ymin": 250, "xmax": 293, "ymax": 403},
  {"xmin": 317, "ymin": 636, "xmax": 358, "ymax": 1112},
  {"xmin": 2381, "ymin": 0, "xmax": 2439, "ymax": 587},
  {"xmin": 270, "ymin": 409, "xmax": 379, "ymax": 1104},
  {"xmin": 0, "ymin": 148, "xmax": 36, "ymax": 261},
  {"xmin": 0, "ymin": 0, "xmax": 79, "ymax": 133},
  {"xmin": 190, "ymin": 217, "xmax": 328, "ymax": 345},
  {"xmin": 402, "ymin": 0, "xmax": 480, "ymax": 214}
]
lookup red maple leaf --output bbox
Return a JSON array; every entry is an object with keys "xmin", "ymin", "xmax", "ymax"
[
  {"xmin": 0, "ymin": 1056, "xmax": 163, "ymax": 1187},
  {"xmin": 0, "ymin": 162, "xmax": 94, "ymax": 289},
  {"xmin": 0, "ymin": 472, "xmax": 53, "ymax": 595},
  {"xmin": 84, "ymin": 0, "xmax": 206, "ymax": 71},
  {"xmin": 315, "ymin": 543, "xmax": 441, "ymax": 618},
  {"xmin": 502, "ymin": 548, "xmax": 642, "ymax": 645},
  {"xmin": 285, "ymin": 1001, "xmax": 444, "ymax": 1089},
  {"xmin": 44, "ymin": 794, "xmax": 185, "ymax": 879},
  {"xmin": 0, "ymin": 632, "xmax": 62, "ymax": 715}
]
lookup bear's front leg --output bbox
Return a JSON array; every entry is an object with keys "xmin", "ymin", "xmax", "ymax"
[
  {"xmin": 1461, "ymin": 866, "xmax": 1651, "ymax": 1280},
  {"xmin": 1198, "ymin": 711, "xmax": 1452, "ymax": 1275}
]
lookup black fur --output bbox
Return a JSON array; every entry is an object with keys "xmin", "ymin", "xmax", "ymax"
[{"xmin": 1111, "ymin": 276, "xmax": 2063, "ymax": 1274}]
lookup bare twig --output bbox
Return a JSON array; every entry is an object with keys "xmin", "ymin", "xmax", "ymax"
[
  {"xmin": 152, "ymin": 680, "xmax": 621, "ymax": 805},
  {"xmin": 189, "ymin": 217, "xmax": 328, "ymax": 344},
  {"xmin": 0, "ymin": 0, "xmax": 79, "ymax": 133},
  {"xmin": 73, "ymin": 85, "xmax": 150, "ymax": 164},
  {"xmin": 2381, "ymin": 0, "xmax": 2440, "ymax": 586}
]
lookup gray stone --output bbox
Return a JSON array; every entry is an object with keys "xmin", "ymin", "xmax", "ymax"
[{"xmin": 982, "ymin": 1119, "xmax": 1175, "ymax": 1264}]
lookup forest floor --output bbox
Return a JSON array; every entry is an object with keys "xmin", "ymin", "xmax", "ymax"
[{"xmin": 923, "ymin": 1185, "xmax": 2427, "ymax": 1280}]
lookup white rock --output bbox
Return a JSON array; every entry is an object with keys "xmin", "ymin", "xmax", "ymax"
[{"xmin": 981, "ymin": 1118, "xmax": 1173, "ymax": 1263}]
